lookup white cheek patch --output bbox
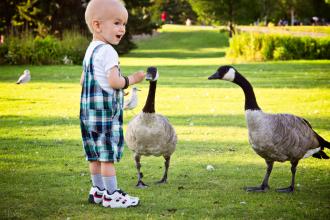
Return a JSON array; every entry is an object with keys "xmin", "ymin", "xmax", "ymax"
[
  {"xmin": 153, "ymin": 71, "xmax": 159, "ymax": 81},
  {"xmin": 223, "ymin": 68, "xmax": 235, "ymax": 81}
]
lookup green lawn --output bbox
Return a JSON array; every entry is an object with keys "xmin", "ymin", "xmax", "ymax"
[{"xmin": 0, "ymin": 25, "xmax": 330, "ymax": 219}]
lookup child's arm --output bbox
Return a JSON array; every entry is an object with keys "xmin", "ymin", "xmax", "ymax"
[
  {"xmin": 107, "ymin": 66, "xmax": 145, "ymax": 89},
  {"xmin": 80, "ymin": 71, "xmax": 84, "ymax": 85}
]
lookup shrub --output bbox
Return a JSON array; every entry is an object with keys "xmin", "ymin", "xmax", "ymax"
[
  {"xmin": 60, "ymin": 30, "xmax": 90, "ymax": 65},
  {"xmin": 0, "ymin": 43, "xmax": 8, "ymax": 64},
  {"xmin": 5, "ymin": 32, "xmax": 35, "ymax": 64},
  {"xmin": 1, "ymin": 30, "xmax": 90, "ymax": 65},
  {"xmin": 32, "ymin": 36, "xmax": 61, "ymax": 65},
  {"xmin": 226, "ymin": 32, "xmax": 330, "ymax": 61}
]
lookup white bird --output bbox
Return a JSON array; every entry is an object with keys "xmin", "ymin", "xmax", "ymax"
[
  {"xmin": 125, "ymin": 67, "xmax": 177, "ymax": 188},
  {"xmin": 16, "ymin": 69, "xmax": 31, "ymax": 84},
  {"xmin": 208, "ymin": 65, "xmax": 329, "ymax": 193},
  {"xmin": 206, "ymin": 165, "xmax": 215, "ymax": 171},
  {"xmin": 123, "ymin": 87, "xmax": 140, "ymax": 111}
]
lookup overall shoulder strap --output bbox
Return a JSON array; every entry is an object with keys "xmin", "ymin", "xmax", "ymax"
[{"xmin": 87, "ymin": 43, "xmax": 106, "ymax": 76}]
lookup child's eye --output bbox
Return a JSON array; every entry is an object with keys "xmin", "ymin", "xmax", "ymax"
[{"xmin": 114, "ymin": 22, "xmax": 120, "ymax": 25}]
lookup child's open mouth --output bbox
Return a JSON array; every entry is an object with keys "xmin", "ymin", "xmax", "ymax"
[{"xmin": 116, "ymin": 35, "xmax": 122, "ymax": 39}]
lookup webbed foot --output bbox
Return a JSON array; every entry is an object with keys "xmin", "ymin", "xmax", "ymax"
[
  {"xmin": 276, "ymin": 186, "xmax": 294, "ymax": 193},
  {"xmin": 244, "ymin": 185, "xmax": 269, "ymax": 192},
  {"xmin": 136, "ymin": 180, "xmax": 148, "ymax": 189}
]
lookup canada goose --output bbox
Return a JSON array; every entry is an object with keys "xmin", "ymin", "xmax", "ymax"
[
  {"xmin": 125, "ymin": 67, "xmax": 177, "ymax": 188},
  {"xmin": 124, "ymin": 87, "xmax": 141, "ymax": 111},
  {"xmin": 208, "ymin": 65, "xmax": 329, "ymax": 193},
  {"xmin": 16, "ymin": 69, "xmax": 31, "ymax": 84}
]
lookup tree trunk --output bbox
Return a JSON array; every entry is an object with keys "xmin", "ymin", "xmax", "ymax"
[{"xmin": 290, "ymin": 7, "xmax": 295, "ymax": 26}]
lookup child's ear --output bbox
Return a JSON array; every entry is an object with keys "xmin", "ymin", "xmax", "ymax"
[{"xmin": 92, "ymin": 20, "xmax": 101, "ymax": 33}]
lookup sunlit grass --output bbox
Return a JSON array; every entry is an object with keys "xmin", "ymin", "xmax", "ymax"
[{"xmin": 0, "ymin": 25, "xmax": 330, "ymax": 219}]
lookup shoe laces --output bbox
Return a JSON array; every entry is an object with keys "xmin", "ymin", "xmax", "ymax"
[{"xmin": 116, "ymin": 189, "xmax": 127, "ymax": 196}]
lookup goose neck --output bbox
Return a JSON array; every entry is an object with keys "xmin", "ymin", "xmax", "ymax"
[
  {"xmin": 142, "ymin": 81, "xmax": 157, "ymax": 113},
  {"xmin": 233, "ymin": 72, "xmax": 261, "ymax": 111}
]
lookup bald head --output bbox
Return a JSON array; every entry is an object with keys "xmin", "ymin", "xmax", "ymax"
[{"xmin": 85, "ymin": 0, "xmax": 127, "ymax": 33}]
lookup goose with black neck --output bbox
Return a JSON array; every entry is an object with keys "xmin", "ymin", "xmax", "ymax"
[
  {"xmin": 125, "ymin": 67, "xmax": 177, "ymax": 188},
  {"xmin": 208, "ymin": 65, "xmax": 329, "ymax": 193}
]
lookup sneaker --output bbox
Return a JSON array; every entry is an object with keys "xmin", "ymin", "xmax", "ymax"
[
  {"xmin": 102, "ymin": 189, "xmax": 140, "ymax": 208},
  {"xmin": 88, "ymin": 186, "xmax": 105, "ymax": 204}
]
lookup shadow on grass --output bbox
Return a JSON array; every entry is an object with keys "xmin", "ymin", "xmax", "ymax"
[
  {"xmin": 126, "ymin": 51, "xmax": 226, "ymax": 59},
  {"xmin": 0, "ymin": 62, "xmax": 329, "ymax": 89},
  {"xmin": 1, "ymin": 135, "xmax": 329, "ymax": 219},
  {"xmin": 1, "ymin": 114, "xmax": 330, "ymax": 130},
  {"xmin": 125, "ymin": 31, "xmax": 229, "ymax": 59}
]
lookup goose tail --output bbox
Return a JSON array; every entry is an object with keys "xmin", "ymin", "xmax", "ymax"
[
  {"xmin": 316, "ymin": 133, "xmax": 330, "ymax": 149},
  {"xmin": 310, "ymin": 133, "xmax": 330, "ymax": 159}
]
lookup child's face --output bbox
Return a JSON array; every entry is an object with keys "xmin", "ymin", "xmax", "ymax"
[{"xmin": 95, "ymin": 4, "xmax": 128, "ymax": 45}]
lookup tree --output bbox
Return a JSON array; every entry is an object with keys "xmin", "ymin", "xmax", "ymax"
[
  {"xmin": 0, "ymin": 0, "xmax": 43, "ymax": 35},
  {"xmin": 188, "ymin": 0, "xmax": 259, "ymax": 36},
  {"xmin": 188, "ymin": 0, "xmax": 330, "ymax": 28},
  {"xmin": 0, "ymin": 0, "xmax": 157, "ymax": 55},
  {"xmin": 149, "ymin": 0, "xmax": 197, "ymax": 25}
]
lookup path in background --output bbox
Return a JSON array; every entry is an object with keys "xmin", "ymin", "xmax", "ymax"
[{"xmin": 238, "ymin": 26, "xmax": 330, "ymax": 38}]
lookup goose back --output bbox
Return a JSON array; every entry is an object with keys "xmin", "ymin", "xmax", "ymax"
[{"xmin": 246, "ymin": 110, "xmax": 319, "ymax": 162}]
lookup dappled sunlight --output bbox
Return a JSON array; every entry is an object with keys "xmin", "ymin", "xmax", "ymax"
[
  {"xmin": 1, "ymin": 25, "xmax": 330, "ymax": 220},
  {"xmin": 121, "ymin": 57, "xmax": 228, "ymax": 66}
]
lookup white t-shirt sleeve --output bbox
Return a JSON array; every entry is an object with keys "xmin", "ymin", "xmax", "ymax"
[
  {"xmin": 92, "ymin": 43, "xmax": 120, "ymax": 93},
  {"xmin": 101, "ymin": 45, "xmax": 119, "ymax": 73}
]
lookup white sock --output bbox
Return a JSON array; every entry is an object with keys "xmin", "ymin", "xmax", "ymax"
[
  {"xmin": 91, "ymin": 174, "xmax": 104, "ymax": 190},
  {"xmin": 102, "ymin": 176, "xmax": 117, "ymax": 194}
]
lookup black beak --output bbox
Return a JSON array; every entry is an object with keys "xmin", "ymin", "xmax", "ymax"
[
  {"xmin": 145, "ymin": 73, "xmax": 153, "ymax": 81},
  {"xmin": 208, "ymin": 71, "xmax": 219, "ymax": 80}
]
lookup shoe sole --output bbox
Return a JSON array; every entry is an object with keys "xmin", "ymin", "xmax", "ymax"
[{"xmin": 102, "ymin": 200, "xmax": 140, "ymax": 208}]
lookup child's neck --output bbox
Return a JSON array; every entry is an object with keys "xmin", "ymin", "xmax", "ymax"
[{"xmin": 92, "ymin": 35, "xmax": 110, "ymax": 44}]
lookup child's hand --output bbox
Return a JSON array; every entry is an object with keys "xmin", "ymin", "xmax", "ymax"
[{"xmin": 132, "ymin": 71, "xmax": 145, "ymax": 84}]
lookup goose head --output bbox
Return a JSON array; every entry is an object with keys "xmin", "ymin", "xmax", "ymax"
[
  {"xmin": 24, "ymin": 69, "xmax": 30, "ymax": 75},
  {"xmin": 208, "ymin": 65, "xmax": 236, "ymax": 82},
  {"xmin": 132, "ymin": 87, "xmax": 141, "ymax": 92},
  {"xmin": 145, "ymin": 66, "xmax": 159, "ymax": 81}
]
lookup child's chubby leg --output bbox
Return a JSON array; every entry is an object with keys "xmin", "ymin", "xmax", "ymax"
[
  {"xmin": 100, "ymin": 162, "xmax": 116, "ymax": 176},
  {"xmin": 89, "ymin": 161, "xmax": 104, "ymax": 189}
]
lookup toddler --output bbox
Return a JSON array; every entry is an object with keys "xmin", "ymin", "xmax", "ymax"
[{"xmin": 80, "ymin": 0, "xmax": 145, "ymax": 208}]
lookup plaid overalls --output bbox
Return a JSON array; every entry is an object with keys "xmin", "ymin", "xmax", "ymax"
[{"xmin": 80, "ymin": 44, "xmax": 124, "ymax": 162}]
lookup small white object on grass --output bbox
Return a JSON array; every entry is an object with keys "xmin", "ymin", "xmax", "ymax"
[
  {"xmin": 16, "ymin": 69, "xmax": 31, "ymax": 84},
  {"xmin": 206, "ymin": 164, "xmax": 215, "ymax": 171}
]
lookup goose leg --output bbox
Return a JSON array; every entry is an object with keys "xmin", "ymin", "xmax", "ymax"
[
  {"xmin": 156, "ymin": 156, "xmax": 170, "ymax": 184},
  {"xmin": 276, "ymin": 160, "xmax": 298, "ymax": 193},
  {"xmin": 245, "ymin": 160, "xmax": 273, "ymax": 192},
  {"xmin": 134, "ymin": 154, "xmax": 148, "ymax": 188}
]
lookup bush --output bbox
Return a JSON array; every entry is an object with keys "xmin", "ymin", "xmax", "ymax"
[
  {"xmin": 60, "ymin": 30, "xmax": 90, "ymax": 65},
  {"xmin": 0, "ymin": 30, "xmax": 90, "ymax": 65},
  {"xmin": 5, "ymin": 32, "xmax": 35, "ymax": 64},
  {"xmin": 226, "ymin": 32, "xmax": 330, "ymax": 61},
  {"xmin": 32, "ymin": 36, "xmax": 61, "ymax": 65},
  {"xmin": 0, "ymin": 43, "xmax": 8, "ymax": 64}
]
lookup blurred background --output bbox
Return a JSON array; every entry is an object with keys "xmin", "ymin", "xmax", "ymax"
[{"xmin": 0, "ymin": 0, "xmax": 329, "ymax": 65}]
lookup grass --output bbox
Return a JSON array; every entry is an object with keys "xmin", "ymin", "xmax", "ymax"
[{"xmin": 0, "ymin": 24, "xmax": 330, "ymax": 219}]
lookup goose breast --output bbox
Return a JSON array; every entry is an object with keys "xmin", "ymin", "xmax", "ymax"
[{"xmin": 125, "ymin": 113, "xmax": 177, "ymax": 157}]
